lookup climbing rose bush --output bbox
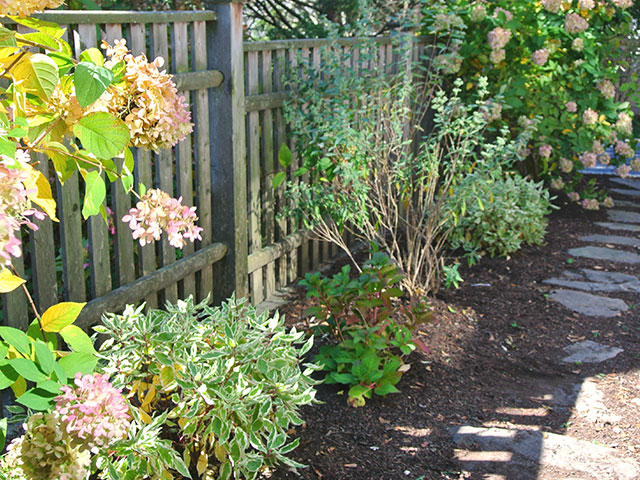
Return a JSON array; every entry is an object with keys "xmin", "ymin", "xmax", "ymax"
[{"xmin": 422, "ymin": 0, "xmax": 636, "ymax": 205}]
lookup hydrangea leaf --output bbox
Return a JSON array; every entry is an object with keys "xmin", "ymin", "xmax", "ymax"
[
  {"xmin": 41, "ymin": 301, "xmax": 86, "ymax": 333},
  {"xmin": 74, "ymin": 61, "xmax": 114, "ymax": 107},
  {"xmin": 81, "ymin": 170, "xmax": 106, "ymax": 219},
  {"xmin": 0, "ymin": 269, "xmax": 25, "ymax": 293},
  {"xmin": 59, "ymin": 325, "xmax": 96, "ymax": 354},
  {"xmin": 74, "ymin": 112, "xmax": 130, "ymax": 160},
  {"xmin": 12, "ymin": 53, "xmax": 59, "ymax": 100}
]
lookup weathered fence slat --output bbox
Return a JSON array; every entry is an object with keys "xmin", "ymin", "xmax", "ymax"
[
  {"xmin": 247, "ymin": 51, "xmax": 264, "ymax": 304},
  {"xmin": 129, "ymin": 22, "xmax": 158, "ymax": 309},
  {"xmin": 174, "ymin": 21, "xmax": 196, "ymax": 300},
  {"xmin": 194, "ymin": 19, "xmax": 214, "ymax": 301}
]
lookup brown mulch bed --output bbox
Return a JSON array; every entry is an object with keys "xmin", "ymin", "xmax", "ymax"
[{"xmin": 264, "ymin": 178, "xmax": 640, "ymax": 480}]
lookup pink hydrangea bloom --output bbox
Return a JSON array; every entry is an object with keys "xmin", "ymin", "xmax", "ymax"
[
  {"xmin": 559, "ymin": 157, "xmax": 573, "ymax": 173},
  {"xmin": 541, "ymin": 0, "xmax": 562, "ymax": 13},
  {"xmin": 582, "ymin": 108, "xmax": 598, "ymax": 125},
  {"xmin": 598, "ymin": 152, "xmax": 611, "ymax": 165},
  {"xmin": 565, "ymin": 101, "xmax": 577, "ymax": 113},
  {"xmin": 581, "ymin": 198, "xmax": 599, "ymax": 210},
  {"xmin": 616, "ymin": 164, "xmax": 632, "ymax": 178},
  {"xmin": 470, "ymin": 3, "xmax": 487, "ymax": 22},
  {"xmin": 122, "ymin": 188, "xmax": 203, "ymax": 249},
  {"xmin": 612, "ymin": 0, "xmax": 632, "ymax": 8},
  {"xmin": 565, "ymin": 13, "xmax": 589, "ymax": 33},
  {"xmin": 568, "ymin": 192, "xmax": 580, "ymax": 202},
  {"xmin": 616, "ymin": 112, "xmax": 633, "ymax": 135},
  {"xmin": 55, "ymin": 373, "xmax": 130, "ymax": 451},
  {"xmin": 602, "ymin": 197, "xmax": 615, "ymax": 208},
  {"xmin": 492, "ymin": 7, "xmax": 513, "ymax": 21},
  {"xmin": 483, "ymin": 101, "xmax": 502, "ymax": 123},
  {"xmin": 597, "ymin": 80, "xmax": 615, "ymax": 100},
  {"xmin": 578, "ymin": 0, "xmax": 595, "ymax": 10},
  {"xmin": 488, "ymin": 27, "xmax": 512, "ymax": 50},
  {"xmin": 592, "ymin": 140, "xmax": 605, "ymax": 154},
  {"xmin": 539, "ymin": 144, "xmax": 553, "ymax": 158},
  {"xmin": 615, "ymin": 140, "xmax": 635, "ymax": 159},
  {"xmin": 631, "ymin": 158, "xmax": 640, "ymax": 172},
  {"xmin": 0, "ymin": 158, "xmax": 46, "ymax": 266},
  {"xmin": 532, "ymin": 48, "xmax": 549, "ymax": 66},
  {"xmin": 490, "ymin": 48, "xmax": 506, "ymax": 64},
  {"xmin": 579, "ymin": 152, "xmax": 596, "ymax": 168},
  {"xmin": 571, "ymin": 38, "xmax": 584, "ymax": 51},
  {"xmin": 550, "ymin": 178, "xmax": 565, "ymax": 190}
]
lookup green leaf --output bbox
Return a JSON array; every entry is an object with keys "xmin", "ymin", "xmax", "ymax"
[
  {"xmin": 0, "ymin": 363, "xmax": 18, "ymax": 389},
  {"xmin": 0, "ymin": 417, "xmax": 6, "ymax": 450},
  {"xmin": 41, "ymin": 302, "xmax": 86, "ymax": 332},
  {"xmin": 79, "ymin": 47, "xmax": 104, "ymax": 66},
  {"xmin": 374, "ymin": 383, "xmax": 400, "ymax": 396},
  {"xmin": 8, "ymin": 17, "xmax": 66, "ymax": 38},
  {"xmin": 279, "ymin": 143, "xmax": 292, "ymax": 168},
  {"xmin": 13, "ymin": 53, "xmax": 59, "ymax": 100},
  {"xmin": 82, "ymin": 170, "xmax": 106, "ymax": 219},
  {"xmin": 348, "ymin": 384, "xmax": 371, "ymax": 398},
  {"xmin": 273, "ymin": 171, "xmax": 286, "ymax": 189},
  {"xmin": 9, "ymin": 358, "xmax": 47, "ymax": 383},
  {"xmin": 33, "ymin": 340, "xmax": 55, "ymax": 374},
  {"xmin": 48, "ymin": 51, "xmax": 74, "ymax": 75},
  {"xmin": 36, "ymin": 379, "xmax": 63, "ymax": 395},
  {"xmin": 74, "ymin": 61, "xmax": 114, "ymax": 107},
  {"xmin": 59, "ymin": 325, "xmax": 96, "ymax": 354},
  {"xmin": 16, "ymin": 387, "xmax": 57, "ymax": 411},
  {"xmin": 74, "ymin": 112, "xmax": 130, "ymax": 159},
  {"xmin": 58, "ymin": 352, "xmax": 97, "ymax": 378},
  {"xmin": 0, "ymin": 327, "xmax": 31, "ymax": 356},
  {"xmin": 44, "ymin": 142, "xmax": 75, "ymax": 184}
]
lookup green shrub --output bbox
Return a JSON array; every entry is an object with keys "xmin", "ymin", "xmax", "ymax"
[
  {"xmin": 446, "ymin": 169, "xmax": 553, "ymax": 263},
  {"xmin": 301, "ymin": 253, "xmax": 431, "ymax": 407},
  {"xmin": 96, "ymin": 296, "xmax": 318, "ymax": 480}
]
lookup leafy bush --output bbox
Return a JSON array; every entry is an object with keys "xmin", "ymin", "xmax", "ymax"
[
  {"xmin": 96, "ymin": 296, "xmax": 317, "ymax": 479},
  {"xmin": 282, "ymin": 31, "xmax": 533, "ymax": 295},
  {"xmin": 301, "ymin": 253, "xmax": 431, "ymax": 406},
  {"xmin": 446, "ymin": 169, "xmax": 553, "ymax": 263},
  {"xmin": 422, "ymin": 0, "xmax": 636, "ymax": 204}
]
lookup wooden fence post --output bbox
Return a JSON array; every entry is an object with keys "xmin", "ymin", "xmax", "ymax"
[{"xmin": 208, "ymin": 0, "xmax": 249, "ymax": 303}]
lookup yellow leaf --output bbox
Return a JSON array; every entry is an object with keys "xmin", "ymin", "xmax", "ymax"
[
  {"xmin": 41, "ymin": 302, "xmax": 86, "ymax": 332},
  {"xmin": 465, "ymin": 82, "xmax": 473, "ymax": 90},
  {"xmin": 141, "ymin": 384, "xmax": 156, "ymax": 408},
  {"xmin": 0, "ymin": 269, "xmax": 25, "ymax": 293},
  {"xmin": 561, "ymin": 129, "xmax": 572, "ymax": 135},
  {"xmin": 196, "ymin": 452, "xmax": 209, "ymax": 477},
  {"xmin": 214, "ymin": 443, "xmax": 226, "ymax": 463},
  {"xmin": 178, "ymin": 417, "xmax": 188, "ymax": 429},
  {"xmin": 598, "ymin": 114, "xmax": 606, "ymax": 123},
  {"xmin": 11, "ymin": 376, "xmax": 26, "ymax": 397},
  {"xmin": 23, "ymin": 167, "xmax": 58, "ymax": 221},
  {"xmin": 159, "ymin": 365, "xmax": 175, "ymax": 389},
  {"xmin": 139, "ymin": 409, "xmax": 152, "ymax": 424}
]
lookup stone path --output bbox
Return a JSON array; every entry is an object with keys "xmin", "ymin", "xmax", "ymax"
[{"xmin": 451, "ymin": 183, "xmax": 640, "ymax": 479}]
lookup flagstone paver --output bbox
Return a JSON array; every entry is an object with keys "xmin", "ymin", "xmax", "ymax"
[
  {"xmin": 610, "ymin": 187, "xmax": 640, "ymax": 198},
  {"xmin": 548, "ymin": 289, "xmax": 628, "ymax": 317},
  {"xmin": 574, "ymin": 377, "xmax": 623, "ymax": 424},
  {"xmin": 543, "ymin": 268, "xmax": 640, "ymax": 293},
  {"xmin": 610, "ymin": 177, "xmax": 640, "ymax": 190},
  {"xmin": 561, "ymin": 340, "xmax": 623, "ymax": 364},
  {"xmin": 580, "ymin": 234, "xmax": 640, "ymax": 247},
  {"xmin": 609, "ymin": 199, "xmax": 640, "ymax": 209},
  {"xmin": 593, "ymin": 221, "xmax": 640, "ymax": 232},
  {"xmin": 567, "ymin": 245, "xmax": 640, "ymax": 264},
  {"xmin": 607, "ymin": 209, "xmax": 640, "ymax": 224}
]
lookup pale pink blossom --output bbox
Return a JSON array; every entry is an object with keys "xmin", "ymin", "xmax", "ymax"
[
  {"xmin": 616, "ymin": 164, "xmax": 632, "ymax": 178},
  {"xmin": 598, "ymin": 152, "xmax": 611, "ymax": 165},
  {"xmin": 602, "ymin": 197, "xmax": 615, "ymax": 208},
  {"xmin": 616, "ymin": 112, "xmax": 633, "ymax": 135},
  {"xmin": 488, "ymin": 27, "xmax": 512, "ymax": 50},
  {"xmin": 532, "ymin": 48, "xmax": 549, "ymax": 66},
  {"xmin": 597, "ymin": 79, "xmax": 615, "ymax": 99},
  {"xmin": 541, "ymin": 0, "xmax": 562, "ymax": 13},
  {"xmin": 565, "ymin": 101, "xmax": 577, "ymax": 113},
  {"xmin": 490, "ymin": 48, "xmax": 506, "ymax": 64},
  {"xmin": 470, "ymin": 3, "xmax": 487, "ymax": 22},
  {"xmin": 582, "ymin": 108, "xmax": 598, "ymax": 125},
  {"xmin": 492, "ymin": 7, "xmax": 513, "ymax": 21},
  {"xmin": 578, "ymin": 0, "xmax": 595, "ymax": 10},
  {"xmin": 579, "ymin": 152, "xmax": 597, "ymax": 168},
  {"xmin": 565, "ymin": 13, "xmax": 589, "ymax": 33},
  {"xmin": 592, "ymin": 140, "xmax": 605, "ymax": 154},
  {"xmin": 612, "ymin": 0, "xmax": 633, "ymax": 8},
  {"xmin": 539, "ymin": 144, "xmax": 553, "ymax": 158},
  {"xmin": 581, "ymin": 198, "xmax": 599, "ymax": 210},
  {"xmin": 559, "ymin": 157, "xmax": 573, "ymax": 173},
  {"xmin": 615, "ymin": 140, "xmax": 635, "ymax": 158},
  {"xmin": 631, "ymin": 158, "xmax": 640, "ymax": 171},
  {"xmin": 123, "ymin": 188, "xmax": 203, "ymax": 249},
  {"xmin": 571, "ymin": 38, "xmax": 585, "ymax": 51},
  {"xmin": 550, "ymin": 178, "xmax": 565, "ymax": 190},
  {"xmin": 568, "ymin": 192, "xmax": 580, "ymax": 202}
]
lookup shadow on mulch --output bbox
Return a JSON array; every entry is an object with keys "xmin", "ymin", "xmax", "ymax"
[{"xmin": 265, "ymin": 180, "xmax": 640, "ymax": 480}]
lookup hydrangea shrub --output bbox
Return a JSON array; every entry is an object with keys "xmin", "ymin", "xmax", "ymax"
[{"xmin": 423, "ymin": 0, "xmax": 636, "ymax": 207}]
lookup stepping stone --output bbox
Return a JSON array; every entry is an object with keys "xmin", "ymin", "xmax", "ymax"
[
  {"xmin": 450, "ymin": 425, "xmax": 639, "ymax": 479},
  {"xmin": 608, "ymin": 199, "xmax": 639, "ymax": 209},
  {"xmin": 607, "ymin": 209, "xmax": 640, "ymax": 224},
  {"xmin": 568, "ymin": 245, "xmax": 640, "ymax": 264},
  {"xmin": 610, "ymin": 187, "xmax": 640, "ymax": 198},
  {"xmin": 580, "ymin": 234, "xmax": 640, "ymax": 248},
  {"xmin": 549, "ymin": 289, "xmax": 628, "ymax": 317},
  {"xmin": 574, "ymin": 377, "xmax": 623, "ymax": 423},
  {"xmin": 543, "ymin": 268, "xmax": 640, "ymax": 293},
  {"xmin": 594, "ymin": 221, "xmax": 640, "ymax": 232},
  {"xmin": 562, "ymin": 340, "xmax": 623, "ymax": 364},
  {"xmin": 610, "ymin": 177, "xmax": 640, "ymax": 190}
]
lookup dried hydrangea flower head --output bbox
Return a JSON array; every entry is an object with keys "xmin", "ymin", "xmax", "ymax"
[
  {"xmin": 565, "ymin": 12, "xmax": 589, "ymax": 33},
  {"xmin": 616, "ymin": 112, "xmax": 633, "ymax": 135},
  {"xmin": 55, "ymin": 373, "xmax": 131, "ymax": 452},
  {"xmin": 597, "ymin": 79, "xmax": 615, "ymax": 100},
  {"xmin": 541, "ymin": 0, "xmax": 562, "ymax": 14},
  {"xmin": 122, "ymin": 188, "xmax": 203, "ymax": 248},
  {"xmin": 538, "ymin": 144, "xmax": 552, "ymax": 158},
  {"xmin": 581, "ymin": 198, "xmax": 599, "ymax": 210},
  {"xmin": 96, "ymin": 39, "xmax": 193, "ymax": 152},
  {"xmin": 488, "ymin": 27, "xmax": 512, "ymax": 50},
  {"xmin": 582, "ymin": 108, "xmax": 598, "ymax": 125},
  {"xmin": 612, "ymin": 0, "xmax": 632, "ymax": 8},
  {"xmin": 559, "ymin": 157, "xmax": 573, "ymax": 173},
  {"xmin": 1, "ymin": 412, "xmax": 91, "ymax": 480},
  {"xmin": 0, "ymin": 0, "xmax": 63, "ymax": 17},
  {"xmin": 532, "ymin": 48, "xmax": 549, "ymax": 66}
]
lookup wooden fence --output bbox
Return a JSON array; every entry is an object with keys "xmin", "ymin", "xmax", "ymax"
[{"xmin": 0, "ymin": 3, "xmax": 421, "ymax": 330}]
